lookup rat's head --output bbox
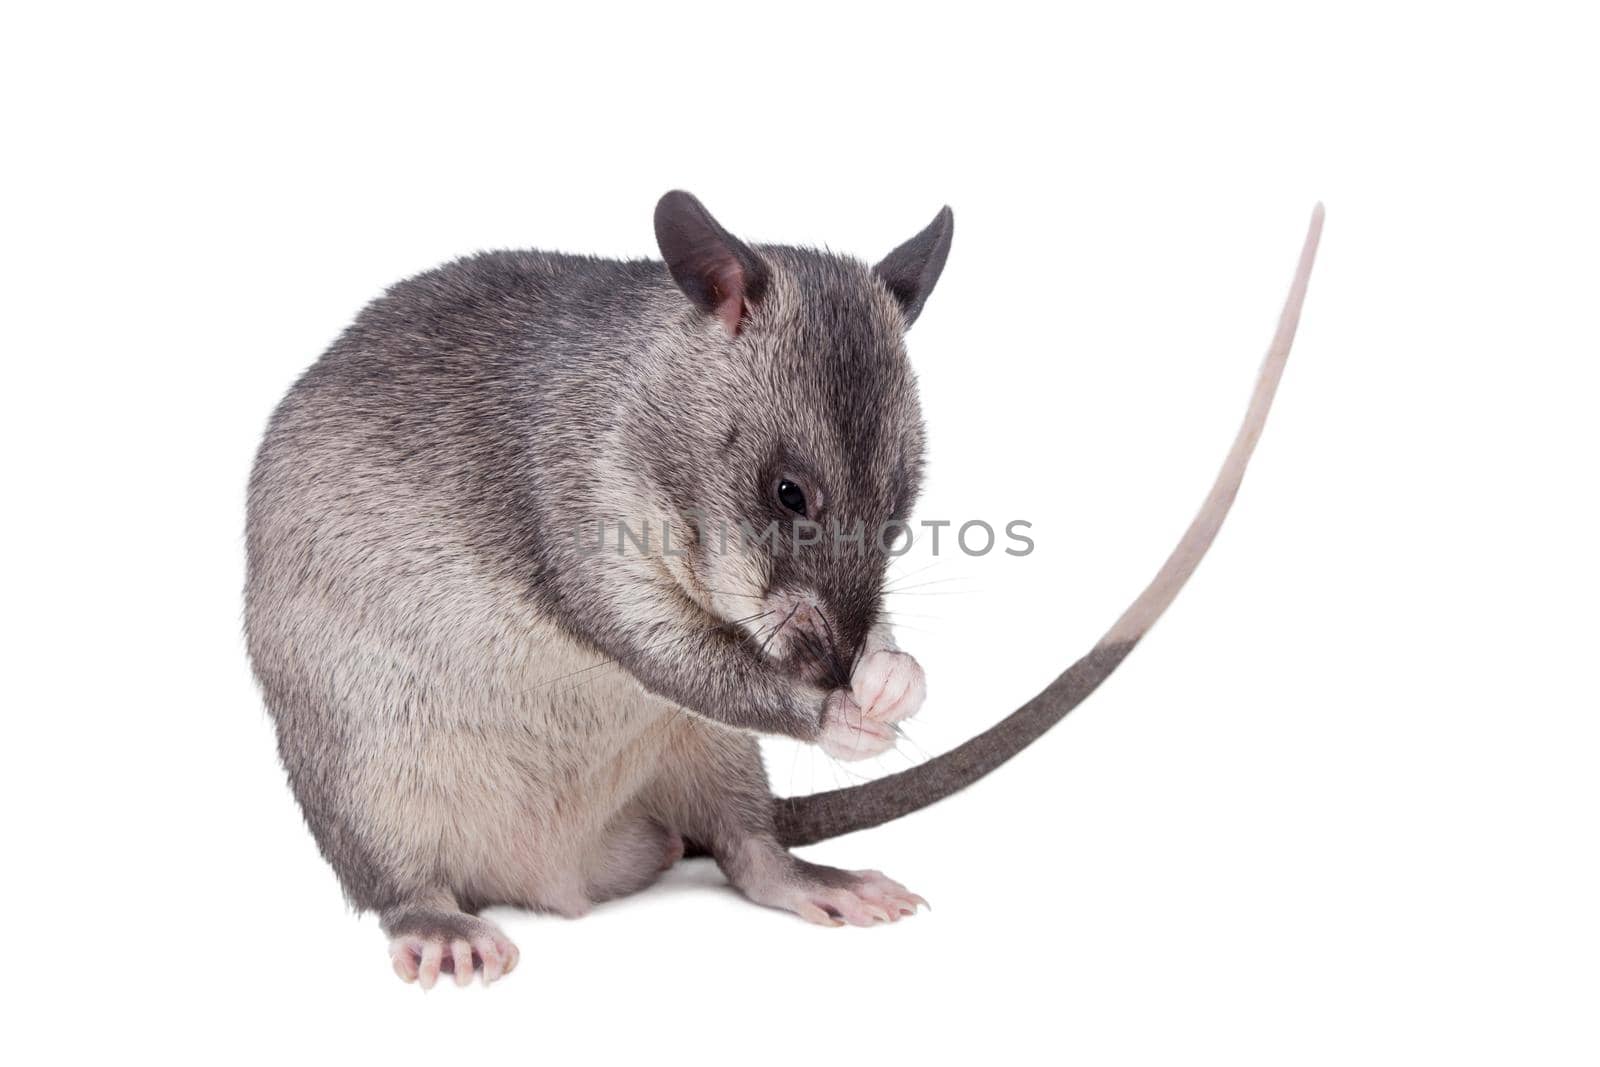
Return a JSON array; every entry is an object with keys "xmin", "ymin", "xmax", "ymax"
[{"xmin": 643, "ymin": 191, "xmax": 952, "ymax": 686}]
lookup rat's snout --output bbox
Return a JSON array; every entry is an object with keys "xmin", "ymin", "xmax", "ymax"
[{"xmin": 759, "ymin": 586, "xmax": 862, "ymax": 688}]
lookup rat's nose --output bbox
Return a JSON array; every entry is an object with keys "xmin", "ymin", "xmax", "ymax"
[{"xmin": 760, "ymin": 586, "xmax": 858, "ymax": 688}]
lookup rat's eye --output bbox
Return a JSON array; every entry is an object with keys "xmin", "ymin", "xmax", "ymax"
[{"xmin": 775, "ymin": 478, "xmax": 809, "ymax": 516}]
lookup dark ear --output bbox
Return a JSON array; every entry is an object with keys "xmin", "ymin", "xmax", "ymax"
[
  {"xmin": 654, "ymin": 191, "xmax": 769, "ymax": 336},
  {"xmin": 873, "ymin": 206, "xmax": 954, "ymax": 327}
]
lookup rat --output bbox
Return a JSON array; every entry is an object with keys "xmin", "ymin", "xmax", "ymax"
[{"xmin": 245, "ymin": 191, "xmax": 1322, "ymax": 987}]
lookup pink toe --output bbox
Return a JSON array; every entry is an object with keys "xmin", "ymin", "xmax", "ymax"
[
  {"xmin": 476, "ymin": 940, "xmax": 504, "ymax": 984},
  {"xmin": 417, "ymin": 942, "xmax": 443, "ymax": 990},
  {"xmin": 452, "ymin": 940, "xmax": 474, "ymax": 987},
  {"xmin": 392, "ymin": 948, "xmax": 419, "ymax": 983},
  {"xmin": 797, "ymin": 901, "xmax": 842, "ymax": 926}
]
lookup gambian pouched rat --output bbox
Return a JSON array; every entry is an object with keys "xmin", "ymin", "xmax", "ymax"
[{"xmin": 245, "ymin": 191, "xmax": 1322, "ymax": 987}]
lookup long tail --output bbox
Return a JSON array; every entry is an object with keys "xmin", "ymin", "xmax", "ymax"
[{"xmin": 774, "ymin": 204, "xmax": 1325, "ymax": 848}]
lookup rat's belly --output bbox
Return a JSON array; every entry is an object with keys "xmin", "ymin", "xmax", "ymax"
[
  {"xmin": 346, "ymin": 631, "xmax": 692, "ymax": 914},
  {"xmin": 266, "ymin": 512, "xmax": 697, "ymax": 912}
]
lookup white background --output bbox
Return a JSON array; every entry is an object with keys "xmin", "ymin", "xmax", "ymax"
[{"xmin": 4, "ymin": 3, "xmax": 1596, "ymax": 1063}]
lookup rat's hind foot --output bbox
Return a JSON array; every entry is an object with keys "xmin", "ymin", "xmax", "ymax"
[
  {"xmin": 383, "ymin": 905, "xmax": 519, "ymax": 989},
  {"xmin": 789, "ymin": 866, "xmax": 928, "ymax": 927},
  {"xmin": 737, "ymin": 852, "xmax": 927, "ymax": 927}
]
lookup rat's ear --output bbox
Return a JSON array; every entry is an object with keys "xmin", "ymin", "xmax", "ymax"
[
  {"xmin": 873, "ymin": 206, "xmax": 954, "ymax": 327},
  {"xmin": 654, "ymin": 191, "xmax": 769, "ymax": 336}
]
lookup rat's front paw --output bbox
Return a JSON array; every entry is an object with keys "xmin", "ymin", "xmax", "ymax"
[
  {"xmin": 388, "ymin": 915, "xmax": 519, "ymax": 989},
  {"xmin": 817, "ymin": 688, "xmax": 897, "ymax": 760},
  {"xmin": 851, "ymin": 648, "xmax": 926, "ymax": 727},
  {"xmin": 816, "ymin": 649, "xmax": 926, "ymax": 761}
]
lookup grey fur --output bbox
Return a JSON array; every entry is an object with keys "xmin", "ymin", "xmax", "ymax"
[{"xmin": 246, "ymin": 193, "xmax": 947, "ymax": 973}]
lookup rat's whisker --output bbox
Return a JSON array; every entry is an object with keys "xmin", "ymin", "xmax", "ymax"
[
  {"xmin": 816, "ymin": 612, "xmax": 851, "ymax": 688},
  {"xmin": 757, "ymin": 603, "xmax": 801, "ymax": 658},
  {"xmin": 882, "ymin": 588, "xmax": 976, "ymax": 598},
  {"xmin": 894, "ymin": 725, "xmax": 937, "ymax": 764},
  {"xmin": 884, "ymin": 558, "xmax": 942, "ymax": 585},
  {"xmin": 882, "ymin": 575, "xmax": 976, "ymax": 594}
]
